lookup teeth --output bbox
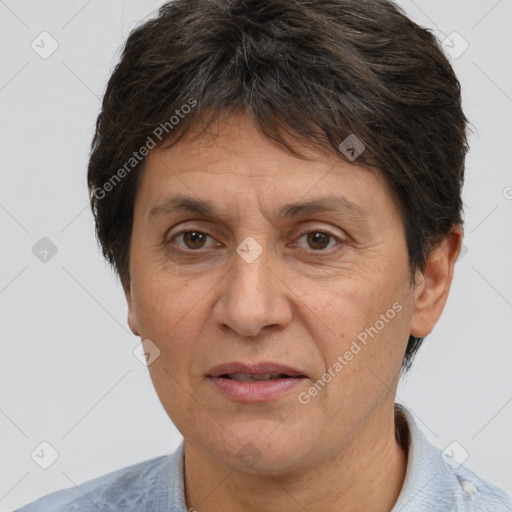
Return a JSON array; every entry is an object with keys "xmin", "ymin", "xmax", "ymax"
[{"xmin": 227, "ymin": 373, "xmax": 288, "ymax": 382}]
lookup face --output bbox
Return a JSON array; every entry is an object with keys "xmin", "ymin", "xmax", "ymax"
[{"xmin": 125, "ymin": 112, "xmax": 448, "ymax": 474}]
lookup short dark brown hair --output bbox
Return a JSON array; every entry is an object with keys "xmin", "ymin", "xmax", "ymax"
[{"xmin": 87, "ymin": 0, "xmax": 469, "ymax": 372}]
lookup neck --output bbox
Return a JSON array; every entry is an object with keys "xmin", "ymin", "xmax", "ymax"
[{"xmin": 184, "ymin": 404, "xmax": 408, "ymax": 512}]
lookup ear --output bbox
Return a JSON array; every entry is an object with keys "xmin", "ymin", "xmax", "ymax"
[
  {"xmin": 410, "ymin": 225, "xmax": 463, "ymax": 337},
  {"xmin": 123, "ymin": 279, "xmax": 140, "ymax": 337}
]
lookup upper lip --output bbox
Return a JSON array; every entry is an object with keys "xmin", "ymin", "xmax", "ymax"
[{"xmin": 207, "ymin": 361, "xmax": 308, "ymax": 378}]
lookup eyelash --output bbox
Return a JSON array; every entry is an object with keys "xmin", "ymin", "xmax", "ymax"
[{"xmin": 168, "ymin": 228, "xmax": 344, "ymax": 255}]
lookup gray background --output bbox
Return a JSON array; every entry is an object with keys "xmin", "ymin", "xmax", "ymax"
[{"xmin": 1, "ymin": 0, "xmax": 511, "ymax": 509}]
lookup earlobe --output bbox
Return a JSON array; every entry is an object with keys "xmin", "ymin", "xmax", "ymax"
[
  {"xmin": 127, "ymin": 311, "xmax": 140, "ymax": 337},
  {"xmin": 409, "ymin": 225, "xmax": 463, "ymax": 338},
  {"xmin": 124, "ymin": 282, "xmax": 140, "ymax": 337}
]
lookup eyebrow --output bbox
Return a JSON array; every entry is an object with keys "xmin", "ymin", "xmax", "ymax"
[{"xmin": 148, "ymin": 194, "xmax": 368, "ymax": 221}]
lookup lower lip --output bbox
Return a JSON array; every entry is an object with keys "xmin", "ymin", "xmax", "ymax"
[{"xmin": 207, "ymin": 376, "xmax": 306, "ymax": 402}]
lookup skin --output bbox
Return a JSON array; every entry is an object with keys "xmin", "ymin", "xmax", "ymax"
[{"xmin": 124, "ymin": 111, "xmax": 462, "ymax": 512}]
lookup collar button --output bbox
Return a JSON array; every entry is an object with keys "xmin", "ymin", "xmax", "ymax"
[{"xmin": 461, "ymin": 480, "xmax": 477, "ymax": 496}]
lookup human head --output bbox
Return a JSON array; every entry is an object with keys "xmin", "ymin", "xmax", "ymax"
[{"xmin": 88, "ymin": 0, "xmax": 468, "ymax": 372}]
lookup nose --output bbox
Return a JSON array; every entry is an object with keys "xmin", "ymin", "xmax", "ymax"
[{"xmin": 212, "ymin": 244, "xmax": 293, "ymax": 337}]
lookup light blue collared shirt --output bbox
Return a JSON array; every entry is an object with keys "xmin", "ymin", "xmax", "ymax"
[{"xmin": 14, "ymin": 404, "xmax": 512, "ymax": 511}]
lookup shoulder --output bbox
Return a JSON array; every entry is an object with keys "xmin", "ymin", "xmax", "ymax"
[
  {"xmin": 393, "ymin": 404, "xmax": 512, "ymax": 512},
  {"xmin": 13, "ymin": 454, "xmax": 174, "ymax": 512}
]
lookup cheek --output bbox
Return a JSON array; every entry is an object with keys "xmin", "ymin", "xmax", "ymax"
[
  {"xmin": 131, "ymin": 277, "xmax": 210, "ymax": 429},
  {"xmin": 131, "ymin": 274, "xmax": 206, "ymax": 361},
  {"xmin": 295, "ymin": 271, "xmax": 404, "ymax": 343},
  {"xmin": 295, "ymin": 273, "xmax": 412, "ymax": 397}
]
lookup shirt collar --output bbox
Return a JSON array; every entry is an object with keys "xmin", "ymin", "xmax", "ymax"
[
  {"xmin": 166, "ymin": 442, "xmax": 188, "ymax": 512},
  {"xmin": 391, "ymin": 403, "xmax": 458, "ymax": 512}
]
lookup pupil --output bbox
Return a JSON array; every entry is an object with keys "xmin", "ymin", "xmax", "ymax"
[
  {"xmin": 184, "ymin": 231, "xmax": 206, "ymax": 249},
  {"xmin": 308, "ymin": 232, "xmax": 329, "ymax": 250}
]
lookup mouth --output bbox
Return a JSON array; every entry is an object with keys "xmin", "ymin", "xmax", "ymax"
[
  {"xmin": 207, "ymin": 361, "xmax": 308, "ymax": 380},
  {"xmin": 206, "ymin": 362, "xmax": 308, "ymax": 402},
  {"xmin": 220, "ymin": 372, "xmax": 298, "ymax": 382}
]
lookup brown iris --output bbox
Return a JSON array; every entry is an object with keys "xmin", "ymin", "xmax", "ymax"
[
  {"xmin": 183, "ymin": 231, "xmax": 207, "ymax": 249},
  {"xmin": 306, "ymin": 232, "xmax": 331, "ymax": 250}
]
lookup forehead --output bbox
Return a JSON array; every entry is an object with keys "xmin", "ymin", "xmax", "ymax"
[{"xmin": 134, "ymin": 113, "xmax": 397, "ymax": 226}]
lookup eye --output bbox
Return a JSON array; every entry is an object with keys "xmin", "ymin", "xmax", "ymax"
[
  {"xmin": 168, "ymin": 228, "xmax": 342, "ymax": 253},
  {"xmin": 171, "ymin": 230, "xmax": 218, "ymax": 250},
  {"xmin": 293, "ymin": 230, "xmax": 341, "ymax": 251}
]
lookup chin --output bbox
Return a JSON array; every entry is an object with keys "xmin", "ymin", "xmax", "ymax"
[{"xmin": 211, "ymin": 427, "xmax": 311, "ymax": 475}]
